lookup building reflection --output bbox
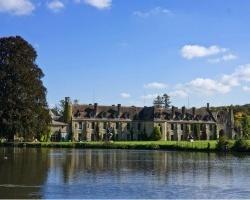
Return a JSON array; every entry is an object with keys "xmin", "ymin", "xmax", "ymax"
[
  {"xmin": 47, "ymin": 149, "xmax": 239, "ymax": 186},
  {"xmin": 1, "ymin": 148, "xmax": 250, "ymax": 199}
]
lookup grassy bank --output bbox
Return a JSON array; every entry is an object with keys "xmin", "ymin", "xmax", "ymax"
[
  {"xmin": 1, "ymin": 140, "xmax": 250, "ymax": 152},
  {"xmin": 0, "ymin": 140, "xmax": 219, "ymax": 152}
]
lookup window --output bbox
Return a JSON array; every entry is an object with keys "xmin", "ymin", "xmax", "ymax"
[
  {"xmin": 91, "ymin": 122, "xmax": 95, "ymax": 129},
  {"xmin": 209, "ymin": 124, "xmax": 213, "ymax": 131},
  {"xmin": 103, "ymin": 122, "xmax": 107, "ymax": 129},
  {"xmin": 171, "ymin": 124, "xmax": 174, "ymax": 130},
  {"xmin": 79, "ymin": 122, "xmax": 82, "ymax": 129},
  {"xmin": 181, "ymin": 124, "xmax": 184, "ymax": 130},
  {"xmin": 138, "ymin": 123, "xmax": 141, "ymax": 131},
  {"xmin": 75, "ymin": 123, "xmax": 77, "ymax": 129},
  {"xmin": 127, "ymin": 123, "xmax": 130, "ymax": 130},
  {"xmin": 116, "ymin": 122, "xmax": 119, "ymax": 129}
]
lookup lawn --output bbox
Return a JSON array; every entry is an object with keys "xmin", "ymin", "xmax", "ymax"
[{"xmin": 2, "ymin": 140, "xmax": 250, "ymax": 152}]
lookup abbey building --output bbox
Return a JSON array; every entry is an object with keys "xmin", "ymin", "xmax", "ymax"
[{"xmin": 50, "ymin": 97, "xmax": 236, "ymax": 141}]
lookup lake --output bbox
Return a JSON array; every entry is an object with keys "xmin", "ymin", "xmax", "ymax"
[{"xmin": 0, "ymin": 148, "xmax": 250, "ymax": 199}]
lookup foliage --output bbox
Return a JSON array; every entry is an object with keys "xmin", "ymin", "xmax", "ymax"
[
  {"xmin": 153, "ymin": 94, "xmax": 171, "ymax": 108},
  {"xmin": 0, "ymin": 36, "xmax": 51, "ymax": 141},
  {"xmin": 51, "ymin": 99, "xmax": 65, "ymax": 116},
  {"xmin": 233, "ymin": 138, "xmax": 249, "ymax": 152},
  {"xmin": 163, "ymin": 94, "xmax": 171, "ymax": 108},
  {"xmin": 151, "ymin": 126, "xmax": 162, "ymax": 141},
  {"xmin": 216, "ymin": 136, "xmax": 229, "ymax": 151},
  {"xmin": 153, "ymin": 95, "xmax": 164, "ymax": 108},
  {"xmin": 241, "ymin": 115, "xmax": 250, "ymax": 139}
]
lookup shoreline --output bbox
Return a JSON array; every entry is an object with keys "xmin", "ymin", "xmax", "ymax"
[
  {"xmin": 0, "ymin": 140, "xmax": 244, "ymax": 152},
  {"xmin": 1, "ymin": 140, "xmax": 250, "ymax": 153}
]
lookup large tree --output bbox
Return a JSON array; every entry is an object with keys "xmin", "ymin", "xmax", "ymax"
[{"xmin": 0, "ymin": 36, "xmax": 51, "ymax": 141}]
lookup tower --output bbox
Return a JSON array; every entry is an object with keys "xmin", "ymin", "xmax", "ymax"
[
  {"xmin": 229, "ymin": 106, "xmax": 235, "ymax": 139},
  {"xmin": 64, "ymin": 97, "xmax": 72, "ymax": 123}
]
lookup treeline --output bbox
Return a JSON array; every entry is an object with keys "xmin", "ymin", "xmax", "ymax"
[{"xmin": 210, "ymin": 104, "xmax": 250, "ymax": 115}]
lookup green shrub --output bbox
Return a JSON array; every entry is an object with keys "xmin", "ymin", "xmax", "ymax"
[
  {"xmin": 151, "ymin": 126, "xmax": 162, "ymax": 141},
  {"xmin": 216, "ymin": 136, "xmax": 229, "ymax": 151},
  {"xmin": 233, "ymin": 139, "xmax": 249, "ymax": 152}
]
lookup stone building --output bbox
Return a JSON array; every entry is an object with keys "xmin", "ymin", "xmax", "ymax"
[
  {"xmin": 50, "ymin": 110, "xmax": 69, "ymax": 141},
  {"xmin": 52, "ymin": 97, "xmax": 236, "ymax": 141}
]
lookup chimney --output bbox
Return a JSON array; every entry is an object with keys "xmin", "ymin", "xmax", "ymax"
[
  {"xmin": 192, "ymin": 107, "xmax": 196, "ymax": 117},
  {"xmin": 117, "ymin": 104, "xmax": 121, "ymax": 117},
  {"xmin": 172, "ymin": 106, "xmax": 175, "ymax": 119},
  {"xmin": 94, "ymin": 103, "xmax": 98, "ymax": 114},
  {"xmin": 207, "ymin": 103, "xmax": 210, "ymax": 110}
]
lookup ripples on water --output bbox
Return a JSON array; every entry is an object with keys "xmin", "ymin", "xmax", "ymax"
[{"xmin": 0, "ymin": 148, "xmax": 250, "ymax": 199}]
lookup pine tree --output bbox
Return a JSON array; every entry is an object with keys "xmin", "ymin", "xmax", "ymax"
[
  {"xmin": 163, "ymin": 93, "xmax": 171, "ymax": 108},
  {"xmin": 153, "ymin": 95, "xmax": 164, "ymax": 108}
]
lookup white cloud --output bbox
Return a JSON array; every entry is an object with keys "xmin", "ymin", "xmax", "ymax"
[
  {"xmin": 174, "ymin": 64, "xmax": 250, "ymax": 96},
  {"xmin": 120, "ymin": 93, "xmax": 131, "ymax": 98},
  {"xmin": 188, "ymin": 78, "xmax": 231, "ymax": 95},
  {"xmin": 169, "ymin": 90, "xmax": 188, "ymax": 98},
  {"xmin": 208, "ymin": 53, "xmax": 237, "ymax": 63},
  {"xmin": 133, "ymin": 7, "xmax": 171, "ymax": 18},
  {"xmin": 222, "ymin": 54, "xmax": 238, "ymax": 61},
  {"xmin": 84, "ymin": 0, "xmax": 111, "ymax": 9},
  {"xmin": 144, "ymin": 82, "xmax": 168, "ymax": 89},
  {"xmin": 141, "ymin": 94, "xmax": 158, "ymax": 100},
  {"xmin": 0, "ymin": 0, "xmax": 35, "ymax": 15},
  {"xmin": 181, "ymin": 45, "xmax": 227, "ymax": 59},
  {"xmin": 47, "ymin": 0, "xmax": 64, "ymax": 12}
]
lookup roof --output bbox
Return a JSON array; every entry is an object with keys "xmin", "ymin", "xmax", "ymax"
[
  {"xmin": 51, "ymin": 120, "xmax": 68, "ymax": 126},
  {"xmin": 72, "ymin": 104, "xmax": 216, "ymax": 122}
]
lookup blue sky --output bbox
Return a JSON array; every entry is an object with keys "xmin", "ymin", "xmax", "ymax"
[{"xmin": 1, "ymin": 0, "xmax": 250, "ymax": 108}]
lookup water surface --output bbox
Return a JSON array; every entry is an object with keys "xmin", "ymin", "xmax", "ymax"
[{"xmin": 0, "ymin": 148, "xmax": 250, "ymax": 199}]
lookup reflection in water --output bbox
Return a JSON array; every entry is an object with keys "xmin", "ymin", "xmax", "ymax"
[
  {"xmin": 1, "ymin": 148, "xmax": 250, "ymax": 199},
  {"xmin": 0, "ymin": 148, "xmax": 49, "ymax": 199}
]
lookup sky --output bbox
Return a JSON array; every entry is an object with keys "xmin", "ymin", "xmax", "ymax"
[{"xmin": 1, "ymin": 0, "xmax": 250, "ymax": 108}]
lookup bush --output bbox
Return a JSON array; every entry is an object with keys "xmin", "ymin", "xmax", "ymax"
[
  {"xmin": 233, "ymin": 139, "xmax": 249, "ymax": 152},
  {"xmin": 216, "ymin": 136, "xmax": 229, "ymax": 151},
  {"xmin": 151, "ymin": 126, "xmax": 162, "ymax": 141}
]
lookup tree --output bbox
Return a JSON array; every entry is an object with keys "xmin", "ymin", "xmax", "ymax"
[
  {"xmin": 153, "ymin": 94, "xmax": 171, "ymax": 108},
  {"xmin": 151, "ymin": 126, "xmax": 162, "ymax": 141},
  {"xmin": 163, "ymin": 93, "xmax": 171, "ymax": 108},
  {"xmin": 0, "ymin": 36, "xmax": 51, "ymax": 141},
  {"xmin": 153, "ymin": 95, "xmax": 164, "ymax": 108},
  {"xmin": 52, "ymin": 99, "xmax": 65, "ymax": 116},
  {"xmin": 241, "ymin": 115, "xmax": 250, "ymax": 139}
]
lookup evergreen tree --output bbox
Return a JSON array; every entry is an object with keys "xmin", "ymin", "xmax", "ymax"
[
  {"xmin": 153, "ymin": 95, "xmax": 164, "ymax": 108},
  {"xmin": 0, "ymin": 36, "xmax": 51, "ymax": 141},
  {"xmin": 163, "ymin": 93, "xmax": 171, "ymax": 108},
  {"xmin": 151, "ymin": 126, "xmax": 162, "ymax": 140}
]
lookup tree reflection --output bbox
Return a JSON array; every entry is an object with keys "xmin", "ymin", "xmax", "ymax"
[{"xmin": 0, "ymin": 148, "xmax": 50, "ymax": 199}]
